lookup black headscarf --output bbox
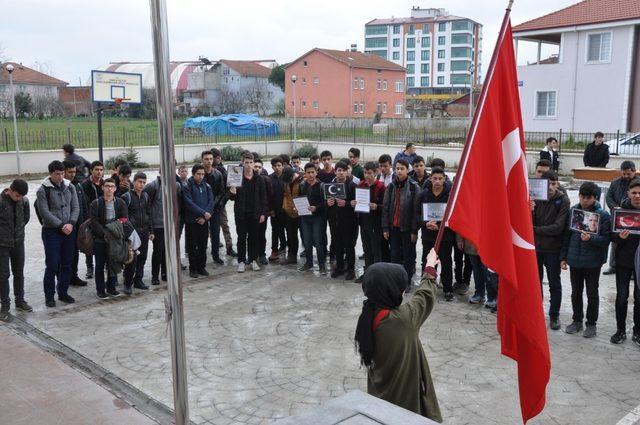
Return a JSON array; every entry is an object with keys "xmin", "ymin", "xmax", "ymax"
[{"xmin": 355, "ymin": 262, "xmax": 409, "ymax": 368}]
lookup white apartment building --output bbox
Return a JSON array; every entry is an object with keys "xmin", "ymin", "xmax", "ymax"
[{"xmin": 364, "ymin": 7, "xmax": 482, "ymax": 93}]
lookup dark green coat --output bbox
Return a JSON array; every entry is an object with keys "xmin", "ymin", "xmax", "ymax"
[{"xmin": 367, "ymin": 276, "xmax": 442, "ymax": 423}]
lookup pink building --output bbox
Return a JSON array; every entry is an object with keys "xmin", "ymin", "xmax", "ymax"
[{"xmin": 284, "ymin": 48, "xmax": 406, "ymax": 118}]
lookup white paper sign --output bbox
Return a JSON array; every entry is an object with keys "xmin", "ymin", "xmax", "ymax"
[
  {"xmin": 355, "ymin": 188, "xmax": 370, "ymax": 213},
  {"xmin": 293, "ymin": 196, "xmax": 312, "ymax": 216},
  {"xmin": 423, "ymin": 203, "xmax": 446, "ymax": 221},
  {"xmin": 529, "ymin": 178, "xmax": 549, "ymax": 201},
  {"xmin": 227, "ymin": 165, "xmax": 243, "ymax": 187}
]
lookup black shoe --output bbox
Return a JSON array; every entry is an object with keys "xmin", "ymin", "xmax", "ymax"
[
  {"xmin": 197, "ymin": 268, "xmax": 209, "ymax": 277},
  {"xmin": 0, "ymin": 308, "xmax": 10, "ymax": 322},
  {"xmin": 344, "ymin": 270, "xmax": 356, "ymax": 281},
  {"xmin": 85, "ymin": 268, "xmax": 94, "ymax": 279},
  {"xmin": 212, "ymin": 257, "xmax": 224, "ymax": 265},
  {"xmin": 298, "ymin": 263, "xmax": 313, "ymax": 272},
  {"xmin": 354, "ymin": 275, "xmax": 364, "ymax": 284},
  {"xmin": 15, "ymin": 300, "xmax": 33, "ymax": 312},
  {"xmin": 491, "ymin": 306, "xmax": 497, "ymax": 314},
  {"xmin": 133, "ymin": 281, "xmax": 149, "ymax": 290},
  {"xmin": 45, "ymin": 299, "xmax": 56, "ymax": 307},
  {"xmin": 631, "ymin": 333, "xmax": 640, "ymax": 347},
  {"xmin": 189, "ymin": 270, "xmax": 199, "ymax": 278},
  {"xmin": 97, "ymin": 292, "xmax": 108, "ymax": 299},
  {"xmin": 549, "ymin": 317, "xmax": 561, "ymax": 331},
  {"xmin": 161, "ymin": 275, "xmax": 167, "ymax": 282},
  {"xmin": 331, "ymin": 269, "xmax": 345, "ymax": 279},
  {"xmin": 58, "ymin": 294, "xmax": 75, "ymax": 304},
  {"xmin": 299, "ymin": 250, "xmax": 307, "ymax": 258},
  {"xmin": 151, "ymin": 278, "xmax": 160, "ymax": 286},
  {"xmin": 285, "ymin": 256, "xmax": 298, "ymax": 265},
  {"xmin": 123, "ymin": 285, "xmax": 133, "ymax": 295},
  {"xmin": 444, "ymin": 292, "xmax": 454, "ymax": 301},
  {"xmin": 453, "ymin": 282, "xmax": 469, "ymax": 295},
  {"xmin": 610, "ymin": 330, "xmax": 626, "ymax": 344},
  {"xmin": 603, "ymin": 267, "xmax": 616, "ymax": 275},
  {"xmin": 227, "ymin": 248, "xmax": 238, "ymax": 257},
  {"xmin": 181, "ymin": 264, "xmax": 187, "ymax": 271},
  {"xmin": 106, "ymin": 289, "xmax": 120, "ymax": 297},
  {"xmin": 318, "ymin": 264, "xmax": 327, "ymax": 275},
  {"xmin": 259, "ymin": 256, "xmax": 269, "ymax": 266},
  {"xmin": 70, "ymin": 276, "xmax": 88, "ymax": 287}
]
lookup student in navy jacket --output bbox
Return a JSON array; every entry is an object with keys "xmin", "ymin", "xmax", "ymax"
[{"xmin": 183, "ymin": 164, "xmax": 214, "ymax": 278}]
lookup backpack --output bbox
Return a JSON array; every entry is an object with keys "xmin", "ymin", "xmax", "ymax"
[
  {"xmin": 77, "ymin": 218, "xmax": 95, "ymax": 255},
  {"xmin": 34, "ymin": 185, "xmax": 52, "ymax": 225}
]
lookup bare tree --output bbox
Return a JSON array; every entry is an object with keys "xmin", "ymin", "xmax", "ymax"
[
  {"xmin": 243, "ymin": 79, "xmax": 273, "ymax": 116},
  {"xmin": 215, "ymin": 88, "xmax": 244, "ymax": 114}
]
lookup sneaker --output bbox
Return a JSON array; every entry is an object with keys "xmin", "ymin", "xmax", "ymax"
[
  {"xmin": 45, "ymin": 299, "xmax": 56, "ymax": 307},
  {"xmin": 212, "ymin": 257, "xmax": 224, "ymax": 265},
  {"xmin": 151, "ymin": 278, "xmax": 160, "ymax": 286},
  {"xmin": 284, "ymin": 256, "xmax": 298, "ymax": 265},
  {"xmin": 227, "ymin": 248, "xmax": 238, "ymax": 258},
  {"xmin": 58, "ymin": 294, "xmax": 75, "ymax": 304},
  {"xmin": 610, "ymin": 330, "xmax": 626, "ymax": 344},
  {"xmin": 549, "ymin": 318, "xmax": 561, "ymax": 331},
  {"xmin": 251, "ymin": 261, "xmax": 261, "ymax": 271},
  {"xmin": 70, "ymin": 276, "xmax": 88, "ymax": 287},
  {"xmin": 197, "ymin": 268, "xmax": 210, "ymax": 277},
  {"xmin": 469, "ymin": 294, "xmax": 485, "ymax": 304},
  {"xmin": 453, "ymin": 282, "xmax": 469, "ymax": 295},
  {"xmin": 161, "ymin": 275, "xmax": 167, "ymax": 282},
  {"xmin": 485, "ymin": 299, "xmax": 497, "ymax": 309},
  {"xmin": 358, "ymin": 253, "xmax": 365, "ymax": 260},
  {"xmin": 331, "ymin": 269, "xmax": 345, "ymax": 279},
  {"xmin": 298, "ymin": 263, "xmax": 313, "ymax": 272},
  {"xmin": 603, "ymin": 267, "xmax": 616, "ymax": 275},
  {"xmin": 15, "ymin": 300, "xmax": 33, "ymax": 312},
  {"xmin": 133, "ymin": 281, "xmax": 149, "ymax": 290},
  {"xmin": 565, "ymin": 321, "xmax": 583, "ymax": 334},
  {"xmin": 123, "ymin": 286, "xmax": 133, "ymax": 296},
  {"xmin": 96, "ymin": 292, "xmax": 108, "ymax": 299},
  {"xmin": 259, "ymin": 256, "xmax": 269, "ymax": 266},
  {"xmin": 0, "ymin": 308, "xmax": 10, "ymax": 322},
  {"xmin": 219, "ymin": 242, "xmax": 224, "ymax": 248},
  {"xmin": 85, "ymin": 267, "xmax": 94, "ymax": 279},
  {"xmin": 354, "ymin": 275, "xmax": 364, "ymax": 284},
  {"xmin": 583, "ymin": 325, "xmax": 597, "ymax": 338},
  {"xmin": 444, "ymin": 292, "xmax": 454, "ymax": 301},
  {"xmin": 345, "ymin": 270, "xmax": 356, "ymax": 281},
  {"xmin": 632, "ymin": 333, "xmax": 640, "ymax": 347},
  {"xmin": 237, "ymin": 262, "xmax": 246, "ymax": 273},
  {"xmin": 318, "ymin": 264, "xmax": 327, "ymax": 275},
  {"xmin": 106, "ymin": 289, "xmax": 120, "ymax": 297},
  {"xmin": 269, "ymin": 251, "xmax": 279, "ymax": 262},
  {"xmin": 189, "ymin": 270, "xmax": 199, "ymax": 278}
]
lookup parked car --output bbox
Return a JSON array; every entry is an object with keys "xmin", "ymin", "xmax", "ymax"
[{"xmin": 606, "ymin": 133, "xmax": 640, "ymax": 155}]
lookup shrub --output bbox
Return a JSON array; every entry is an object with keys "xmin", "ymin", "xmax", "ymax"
[
  {"xmin": 105, "ymin": 148, "xmax": 149, "ymax": 170},
  {"xmin": 294, "ymin": 144, "xmax": 317, "ymax": 158},
  {"xmin": 220, "ymin": 145, "xmax": 245, "ymax": 162}
]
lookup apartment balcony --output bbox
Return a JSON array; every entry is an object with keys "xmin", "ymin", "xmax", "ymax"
[{"xmin": 514, "ymin": 32, "xmax": 561, "ymax": 66}]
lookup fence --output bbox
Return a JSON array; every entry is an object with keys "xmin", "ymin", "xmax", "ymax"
[{"xmin": 0, "ymin": 122, "xmax": 635, "ymax": 154}]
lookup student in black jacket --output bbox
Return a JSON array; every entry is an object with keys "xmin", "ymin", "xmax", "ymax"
[
  {"xmin": 212, "ymin": 148, "xmax": 236, "ymax": 257},
  {"xmin": 63, "ymin": 161, "xmax": 89, "ymax": 288},
  {"xmin": 583, "ymin": 131, "xmax": 610, "ymax": 167},
  {"xmin": 201, "ymin": 150, "xmax": 225, "ymax": 264},
  {"xmin": 327, "ymin": 161, "xmax": 357, "ymax": 280},
  {"xmin": 82, "ymin": 160, "xmax": 104, "ymax": 279},
  {"xmin": 269, "ymin": 157, "xmax": 287, "ymax": 261},
  {"xmin": 298, "ymin": 163, "xmax": 327, "ymax": 274},
  {"xmin": 255, "ymin": 158, "xmax": 273, "ymax": 266},
  {"xmin": 183, "ymin": 164, "xmax": 214, "ymax": 278}
]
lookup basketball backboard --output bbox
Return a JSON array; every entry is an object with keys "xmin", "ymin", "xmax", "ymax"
[{"xmin": 91, "ymin": 70, "xmax": 143, "ymax": 104}]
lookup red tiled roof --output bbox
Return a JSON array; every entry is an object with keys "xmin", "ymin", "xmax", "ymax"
[
  {"xmin": 0, "ymin": 62, "xmax": 68, "ymax": 86},
  {"xmin": 513, "ymin": 0, "xmax": 640, "ymax": 33},
  {"xmin": 313, "ymin": 48, "xmax": 405, "ymax": 71},
  {"xmin": 219, "ymin": 60, "xmax": 272, "ymax": 78}
]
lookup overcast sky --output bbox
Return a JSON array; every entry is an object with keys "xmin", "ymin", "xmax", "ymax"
[{"xmin": 0, "ymin": 0, "xmax": 577, "ymax": 84}]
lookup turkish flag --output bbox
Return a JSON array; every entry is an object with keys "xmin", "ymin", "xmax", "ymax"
[{"xmin": 443, "ymin": 15, "xmax": 550, "ymax": 424}]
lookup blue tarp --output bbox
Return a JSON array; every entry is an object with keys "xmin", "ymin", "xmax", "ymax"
[{"xmin": 183, "ymin": 114, "xmax": 279, "ymax": 137}]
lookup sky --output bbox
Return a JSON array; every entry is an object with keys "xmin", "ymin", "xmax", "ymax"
[{"xmin": 0, "ymin": 0, "xmax": 579, "ymax": 84}]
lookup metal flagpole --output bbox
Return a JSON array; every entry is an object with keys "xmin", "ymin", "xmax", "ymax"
[{"xmin": 148, "ymin": 1, "xmax": 189, "ymax": 424}]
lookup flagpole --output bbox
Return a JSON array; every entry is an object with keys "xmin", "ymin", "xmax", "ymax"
[{"xmin": 434, "ymin": 1, "xmax": 514, "ymax": 253}]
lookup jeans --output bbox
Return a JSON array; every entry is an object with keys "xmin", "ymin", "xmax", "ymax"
[
  {"xmin": 360, "ymin": 223, "xmax": 382, "ymax": 269},
  {"xmin": 220, "ymin": 207, "xmax": 233, "ymax": 250},
  {"xmin": 569, "ymin": 266, "xmax": 601, "ymax": 326},
  {"xmin": 285, "ymin": 216, "xmax": 299, "ymax": 258},
  {"xmin": 209, "ymin": 212, "xmax": 222, "ymax": 261},
  {"xmin": 614, "ymin": 266, "xmax": 640, "ymax": 334},
  {"xmin": 151, "ymin": 227, "xmax": 166, "ymax": 280},
  {"xmin": 0, "ymin": 244, "xmax": 25, "ymax": 308},
  {"xmin": 186, "ymin": 222, "xmax": 209, "ymax": 271},
  {"xmin": 42, "ymin": 228, "xmax": 75, "ymax": 301},
  {"xmin": 300, "ymin": 215, "xmax": 327, "ymax": 266},
  {"xmin": 536, "ymin": 251, "xmax": 562, "ymax": 320},
  {"xmin": 271, "ymin": 210, "xmax": 287, "ymax": 252},
  {"xmin": 331, "ymin": 221, "xmax": 357, "ymax": 272},
  {"xmin": 389, "ymin": 228, "xmax": 415, "ymax": 280},
  {"xmin": 422, "ymin": 238, "xmax": 453, "ymax": 292},
  {"xmin": 468, "ymin": 254, "xmax": 498, "ymax": 301},
  {"xmin": 123, "ymin": 234, "xmax": 149, "ymax": 286},
  {"xmin": 93, "ymin": 241, "xmax": 117, "ymax": 295},
  {"xmin": 454, "ymin": 244, "xmax": 472, "ymax": 284},
  {"xmin": 236, "ymin": 214, "xmax": 260, "ymax": 264}
]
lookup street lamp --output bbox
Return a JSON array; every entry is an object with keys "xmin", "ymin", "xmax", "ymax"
[
  {"xmin": 468, "ymin": 64, "xmax": 475, "ymax": 130},
  {"xmin": 5, "ymin": 63, "xmax": 21, "ymax": 175},
  {"xmin": 291, "ymin": 74, "xmax": 297, "ymax": 152}
]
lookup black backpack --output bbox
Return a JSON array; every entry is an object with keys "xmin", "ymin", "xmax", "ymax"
[{"xmin": 34, "ymin": 185, "xmax": 52, "ymax": 225}]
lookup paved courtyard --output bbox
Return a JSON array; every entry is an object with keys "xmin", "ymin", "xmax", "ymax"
[{"xmin": 2, "ymin": 173, "xmax": 640, "ymax": 424}]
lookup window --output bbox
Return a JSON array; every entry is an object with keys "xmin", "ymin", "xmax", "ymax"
[
  {"xmin": 408, "ymin": 24, "xmax": 415, "ymax": 35},
  {"xmin": 450, "ymin": 60, "xmax": 471, "ymax": 71},
  {"xmin": 359, "ymin": 78, "xmax": 365, "ymax": 89},
  {"xmin": 407, "ymin": 37, "xmax": 415, "ymax": 48},
  {"xmin": 376, "ymin": 79, "xmax": 381, "ymax": 90},
  {"xmin": 421, "ymin": 37, "xmax": 431, "ymax": 47},
  {"xmin": 366, "ymin": 25, "xmax": 388, "ymax": 35},
  {"xmin": 359, "ymin": 102, "xmax": 365, "ymax": 114},
  {"xmin": 407, "ymin": 64, "xmax": 415, "ymax": 74},
  {"xmin": 303, "ymin": 61, "xmax": 308, "ymax": 67},
  {"xmin": 450, "ymin": 74, "xmax": 470, "ymax": 85},
  {"xmin": 353, "ymin": 102, "xmax": 359, "ymax": 113},
  {"xmin": 393, "ymin": 25, "xmax": 400, "ymax": 34},
  {"xmin": 302, "ymin": 77, "xmax": 307, "ymax": 85},
  {"xmin": 587, "ymin": 32, "xmax": 612, "ymax": 62},
  {"xmin": 302, "ymin": 101, "xmax": 307, "ymax": 107},
  {"xmin": 382, "ymin": 102, "xmax": 388, "ymax": 113},
  {"xmin": 421, "ymin": 50, "xmax": 430, "ymax": 61},
  {"xmin": 452, "ymin": 34, "xmax": 473, "ymax": 44},
  {"xmin": 313, "ymin": 101, "xmax": 319, "ymax": 109},
  {"xmin": 536, "ymin": 91, "xmax": 557, "ymax": 117},
  {"xmin": 406, "ymin": 76, "xmax": 415, "ymax": 87},
  {"xmin": 377, "ymin": 102, "xmax": 382, "ymax": 112},
  {"xmin": 395, "ymin": 81, "xmax": 404, "ymax": 92},
  {"xmin": 437, "ymin": 63, "xmax": 445, "ymax": 72},
  {"xmin": 353, "ymin": 77, "xmax": 359, "ymax": 89},
  {"xmin": 365, "ymin": 37, "xmax": 387, "ymax": 49},
  {"xmin": 422, "ymin": 24, "xmax": 429, "ymax": 32},
  {"xmin": 438, "ymin": 50, "xmax": 445, "ymax": 59},
  {"xmin": 438, "ymin": 22, "xmax": 447, "ymax": 32},
  {"xmin": 222, "ymin": 67, "xmax": 230, "ymax": 75},
  {"xmin": 392, "ymin": 52, "xmax": 400, "ymax": 60},
  {"xmin": 313, "ymin": 77, "xmax": 319, "ymax": 84},
  {"xmin": 421, "ymin": 63, "xmax": 430, "ymax": 74},
  {"xmin": 382, "ymin": 80, "xmax": 388, "ymax": 90},
  {"xmin": 421, "ymin": 76, "xmax": 429, "ymax": 86},
  {"xmin": 393, "ymin": 38, "xmax": 400, "ymax": 47},
  {"xmin": 407, "ymin": 51, "xmax": 415, "ymax": 61},
  {"xmin": 438, "ymin": 36, "xmax": 446, "ymax": 45},
  {"xmin": 451, "ymin": 20, "xmax": 472, "ymax": 31},
  {"xmin": 395, "ymin": 102, "xmax": 403, "ymax": 115},
  {"xmin": 437, "ymin": 76, "xmax": 445, "ymax": 85},
  {"xmin": 451, "ymin": 47, "xmax": 472, "ymax": 58}
]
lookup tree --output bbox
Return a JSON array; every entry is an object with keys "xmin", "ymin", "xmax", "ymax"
[
  {"xmin": 243, "ymin": 79, "xmax": 274, "ymax": 116},
  {"xmin": 268, "ymin": 64, "xmax": 286, "ymax": 91},
  {"xmin": 126, "ymin": 88, "xmax": 157, "ymax": 119},
  {"xmin": 216, "ymin": 88, "xmax": 244, "ymax": 114},
  {"xmin": 14, "ymin": 92, "xmax": 32, "ymax": 117}
]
